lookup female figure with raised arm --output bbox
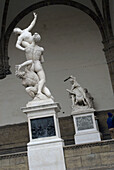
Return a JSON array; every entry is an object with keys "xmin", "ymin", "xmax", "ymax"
[{"xmin": 13, "ymin": 12, "xmax": 37, "ymax": 51}]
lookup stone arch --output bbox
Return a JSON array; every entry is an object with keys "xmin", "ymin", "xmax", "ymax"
[
  {"xmin": 6, "ymin": 0, "xmax": 106, "ymax": 41},
  {"xmin": 4, "ymin": 0, "xmax": 108, "ymax": 77}
]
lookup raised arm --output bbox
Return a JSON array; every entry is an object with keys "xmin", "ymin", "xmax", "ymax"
[{"xmin": 26, "ymin": 12, "xmax": 37, "ymax": 31}]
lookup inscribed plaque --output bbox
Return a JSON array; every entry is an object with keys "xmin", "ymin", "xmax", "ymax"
[
  {"xmin": 76, "ymin": 115, "xmax": 94, "ymax": 131},
  {"xmin": 31, "ymin": 116, "xmax": 56, "ymax": 139}
]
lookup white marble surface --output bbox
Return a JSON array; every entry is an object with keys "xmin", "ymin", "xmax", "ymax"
[
  {"xmin": 71, "ymin": 108, "xmax": 95, "ymax": 115},
  {"xmin": 74, "ymin": 131, "xmax": 101, "ymax": 144},
  {"xmin": 72, "ymin": 110, "xmax": 101, "ymax": 144},
  {"xmin": 65, "ymin": 76, "xmax": 94, "ymax": 110},
  {"xmin": 14, "ymin": 13, "xmax": 53, "ymax": 104},
  {"xmin": 26, "ymin": 98, "xmax": 54, "ymax": 107},
  {"xmin": 27, "ymin": 138, "xmax": 66, "ymax": 170},
  {"xmin": 22, "ymin": 102, "xmax": 66, "ymax": 170},
  {"xmin": 22, "ymin": 102, "xmax": 61, "ymax": 141}
]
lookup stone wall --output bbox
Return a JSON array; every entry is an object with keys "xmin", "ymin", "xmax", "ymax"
[
  {"xmin": 0, "ymin": 123, "xmax": 29, "ymax": 169},
  {"xmin": 59, "ymin": 116, "xmax": 75, "ymax": 145},
  {"xmin": 0, "ymin": 110, "xmax": 114, "ymax": 169},
  {"xmin": 64, "ymin": 140, "xmax": 114, "ymax": 170},
  {"xmin": 0, "ymin": 123, "xmax": 29, "ymax": 155},
  {"xmin": 0, "ymin": 109, "xmax": 114, "ymax": 154},
  {"xmin": 0, "ymin": 152, "xmax": 28, "ymax": 170},
  {"xmin": 59, "ymin": 109, "xmax": 114, "ymax": 145},
  {"xmin": 1, "ymin": 138, "xmax": 114, "ymax": 170}
]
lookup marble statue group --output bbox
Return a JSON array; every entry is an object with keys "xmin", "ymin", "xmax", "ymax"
[
  {"xmin": 64, "ymin": 76, "xmax": 94, "ymax": 110},
  {"xmin": 14, "ymin": 12, "xmax": 94, "ymax": 110},
  {"xmin": 14, "ymin": 13, "xmax": 53, "ymax": 102}
]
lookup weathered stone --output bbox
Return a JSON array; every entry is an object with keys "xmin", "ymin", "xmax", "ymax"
[
  {"xmin": 91, "ymin": 145, "xmax": 102, "ymax": 153},
  {"xmin": 64, "ymin": 146, "xmax": 92, "ymax": 159},
  {"xmin": 81, "ymin": 154, "xmax": 101, "ymax": 167},
  {"xmin": 64, "ymin": 148, "xmax": 75, "ymax": 158},
  {"xmin": 15, "ymin": 157, "xmax": 25, "ymax": 165},
  {"xmin": 110, "ymin": 143, "xmax": 114, "ymax": 151},
  {"xmin": 91, "ymin": 144, "xmax": 110, "ymax": 154},
  {"xmin": 23, "ymin": 156, "xmax": 28, "ymax": 165},
  {"xmin": 101, "ymin": 144, "xmax": 110, "ymax": 152},
  {"xmin": 0, "ymin": 113, "xmax": 114, "ymax": 170},
  {"xmin": 100, "ymin": 152, "xmax": 114, "ymax": 165},
  {"xmin": 66, "ymin": 156, "xmax": 82, "ymax": 169},
  {"xmin": 8, "ymin": 168, "xmax": 16, "ymax": 170},
  {"xmin": 81, "ymin": 147, "xmax": 91, "ymax": 155},
  {"xmin": 1, "ymin": 159, "xmax": 9, "ymax": 167},
  {"xmin": 9, "ymin": 158, "xmax": 15, "ymax": 166}
]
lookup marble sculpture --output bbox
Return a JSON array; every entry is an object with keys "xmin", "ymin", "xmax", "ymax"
[
  {"xmin": 14, "ymin": 13, "xmax": 53, "ymax": 102},
  {"xmin": 64, "ymin": 75, "xmax": 94, "ymax": 109}
]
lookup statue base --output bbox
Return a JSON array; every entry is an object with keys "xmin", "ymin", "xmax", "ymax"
[
  {"xmin": 26, "ymin": 98, "xmax": 54, "ymax": 107},
  {"xmin": 71, "ymin": 109, "xmax": 101, "ymax": 145},
  {"xmin": 21, "ymin": 102, "xmax": 66, "ymax": 170}
]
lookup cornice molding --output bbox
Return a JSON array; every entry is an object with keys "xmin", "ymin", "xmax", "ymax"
[
  {"xmin": 64, "ymin": 139, "xmax": 114, "ymax": 150},
  {"xmin": 0, "ymin": 151, "xmax": 27, "ymax": 160}
]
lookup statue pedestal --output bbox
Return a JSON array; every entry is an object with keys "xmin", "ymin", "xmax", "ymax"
[
  {"xmin": 22, "ymin": 102, "xmax": 66, "ymax": 170},
  {"xmin": 71, "ymin": 109, "xmax": 101, "ymax": 145}
]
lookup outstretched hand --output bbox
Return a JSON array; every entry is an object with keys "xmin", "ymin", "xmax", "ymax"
[{"xmin": 33, "ymin": 12, "xmax": 37, "ymax": 18}]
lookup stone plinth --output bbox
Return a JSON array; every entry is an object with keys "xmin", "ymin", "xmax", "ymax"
[
  {"xmin": 21, "ymin": 102, "xmax": 66, "ymax": 170},
  {"xmin": 71, "ymin": 109, "xmax": 101, "ymax": 144}
]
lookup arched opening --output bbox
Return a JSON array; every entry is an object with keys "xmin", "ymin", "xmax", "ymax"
[
  {"xmin": 5, "ymin": 0, "xmax": 106, "ymax": 70},
  {"xmin": 6, "ymin": 4, "xmax": 114, "ymax": 125}
]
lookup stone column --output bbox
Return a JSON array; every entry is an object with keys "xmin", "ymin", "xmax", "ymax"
[
  {"xmin": 103, "ymin": 37, "xmax": 114, "ymax": 91},
  {"xmin": 21, "ymin": 102, "xmax": 66, "ymax": 170}
]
